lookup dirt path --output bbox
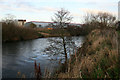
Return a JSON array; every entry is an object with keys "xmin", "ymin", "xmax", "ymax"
[{"xmin": 38, "ymin": 32, "xmax": 50, "ymax": 36}]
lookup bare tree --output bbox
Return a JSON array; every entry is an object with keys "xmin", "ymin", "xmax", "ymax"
[
  {"xmin": 83, "ymin": 12, "xmax": 116, "ymax": 30},
  {"xmin": 97, "ymin": 12, "xmax": 116, "ymax": 28},
  {"xmin": 52, "ymin": 8, "xmax": 73, "ymax": 28},
  {"xmin": 44, "ymin": 8, "xmax": 75, "ymax": 65},
  {"xmin": 2, "ymin": 14, "xmax": 16, "ymax": 24},
  {"xmin": 81, "ymin": 12, "xmax": 117, "ymax": 36}
]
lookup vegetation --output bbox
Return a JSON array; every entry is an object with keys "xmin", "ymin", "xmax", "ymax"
[
  {"xmin": 81, "ymin": 12, "xmax": 117, "ymax": 35},
  {"xmin": 44, "ymin": 8, "xmax": 76, "ymax": 66},
  {"xmin": 51, "ymin": 12, "xmax": 119, "ymax": 78},
  {"xmin": 66, "ymin": 25, "xmax": 87, "ymax": 36},
  {"xmin": 2, "ymin": 12, "xmax": 119, "ymax": 79},
  {"xmin": 2, "ymin": 22, "xmax": 43, "ymax": 42},
  {"xmin": 56, "ymin": 29, "xmax": 119, "ymax": 78},
  {"xmin": 65, "ymin": 12, "xmax": 117, "ymax": 36},
  {"xmin": 2, "ymin": 14, "xmax": 44, "ymax": 42}
]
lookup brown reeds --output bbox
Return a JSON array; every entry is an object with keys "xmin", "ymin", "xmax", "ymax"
[
  {"xmin": 56, "ymin": 29, "xmax": 119, "ymax": 78},
  {"xmin": 17, "ymin": 71, "xmax": 26, "ymax": 78},
  {"xmin": 44, "ymin": 67, "xmax": 51, "ymax": 78},
  {"xmin": 34, "ymin": 60, "xmax": 42, "ymax": 79}
]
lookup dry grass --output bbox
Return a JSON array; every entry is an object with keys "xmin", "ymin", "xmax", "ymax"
[
  {"xmin": 56, "ymin": 29, "xmax": 119, "ymax": 78},
  {"xmin": 2, "ymin": 22, "xmax": 43, "ymax": 42}
]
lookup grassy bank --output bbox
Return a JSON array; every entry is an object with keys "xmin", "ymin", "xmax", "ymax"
[
  {"xmin": 2, "ymin": 22, "xmax": 44, "ymax": 42},
  {"xmin": 2, "ymin": 23, "xmax": 81, "ymax": 42},
  {"xmin": 56, "ymin": 29, "xmax": 119, "ymax": 78}
]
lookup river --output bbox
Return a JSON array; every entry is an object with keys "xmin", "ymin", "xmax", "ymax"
[{"xmin": 2, "ymin": 36, "xmax": 85, "ymax": 78}]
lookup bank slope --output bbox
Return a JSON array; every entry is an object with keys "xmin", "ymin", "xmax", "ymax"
[{"xmin": 57, "ymin": 29, "xmax": 119, "ymax": 78}]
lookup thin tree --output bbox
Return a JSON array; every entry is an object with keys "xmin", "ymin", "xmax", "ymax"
[{"xmin": 44, "ymin": 8, "xmax": 75, "ymax": 65}]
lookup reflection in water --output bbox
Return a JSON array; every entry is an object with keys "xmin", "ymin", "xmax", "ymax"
[{"xmin": 2, "ymin": 36, "xmax": 85, "ymax": 78}]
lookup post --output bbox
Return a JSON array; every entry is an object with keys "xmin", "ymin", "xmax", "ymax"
[
  {"xmin": 0, "ymin": 22, "xmax": 2, "ymax": 80},
  {"xmin": 118, "ymin": 1, "xmax": 120, "ymax": 77},
  {"xmin": 118, "ymin": 1, "xmax": 120, "ymax": 30}
]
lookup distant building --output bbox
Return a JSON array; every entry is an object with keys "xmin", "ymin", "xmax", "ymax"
[
  {"xmin": 69, "ymin": 23, "xmax": 81, "ymax": 27},
  {"xmin": 24, "ymin": 21, "xmax": 82, "ymax": 28},
  {"xmin": 1, "ymin": 19, "xmax": 26, "ymax": 26},
  {"xmin": 12, "ymin": 19, "xmax": 26, "ymax": 26},
  {"xmin": 17, "ymin": 20, "xmax": 26, "ymax": 26},
  {"xmin": 24, "ymin": 21, "xmax": 54, "ymax": 28}
]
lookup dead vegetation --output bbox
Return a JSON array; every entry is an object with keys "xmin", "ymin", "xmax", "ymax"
[
  {"xmin": 56, "ymin": 29, "xmax": 119, "ymax": 78},
  {"xmin": 2, "ymin": 22, "xmax": 43, "ymax": 42}
]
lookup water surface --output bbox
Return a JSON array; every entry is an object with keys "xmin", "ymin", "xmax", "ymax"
[{"xmin": 2, "ymin": 36, "xmax": 84, "ymax": 78}]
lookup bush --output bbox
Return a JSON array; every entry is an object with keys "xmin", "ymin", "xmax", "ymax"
[
  {"xmin": 2, "ymin": 22, "xmax": 43, "ymax": 42},
  {"xmin": 66, "ymin": 25, "xmax": 88, "ymax": 36}
]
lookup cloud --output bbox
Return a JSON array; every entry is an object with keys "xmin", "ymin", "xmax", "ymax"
[
  {"xmin": 42, "ymin": 7, "xmax": 58, "ymax": 12},
  {"xmin": 0, "ymin": 1, "xmax": 57, "ymax": 14},
  {"xmin": 80, "ymin": 8, "xmax": 117, "ymax": 16},
  {"xmin": 0, "ymin": 0, "xmax": 118, "ymax": 23},
  {"xmin": 0, "ymin": 0, "xmax": 115, "ymax": 3},
  {"xmin": 72, "ymin": 13, "xmax": 82, "ymax": 17}
]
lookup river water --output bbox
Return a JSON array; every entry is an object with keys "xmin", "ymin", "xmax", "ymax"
[{"xmin": 2, "ymin": 36, "xmax": 85, "ymax": 78}]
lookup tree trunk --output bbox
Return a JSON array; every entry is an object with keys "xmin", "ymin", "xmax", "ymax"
[
  {"xmin": 62, "ymin": 37, "xmax": 68, "ymax": 72},
  {"xmin": 62, "ymin": 37, "xmax": 67, "ymax": 64}
]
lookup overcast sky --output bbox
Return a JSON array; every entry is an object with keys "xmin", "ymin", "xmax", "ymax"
[{"xmin": 0, "ymin": 0, "xmax": 119, "ymax": 23}]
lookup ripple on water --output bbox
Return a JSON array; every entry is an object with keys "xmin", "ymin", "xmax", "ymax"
[{"xmin": 3, "ymin": 36, "xmax": 85, "ymax": 78}]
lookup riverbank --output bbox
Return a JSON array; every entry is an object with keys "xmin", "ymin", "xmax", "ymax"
[
  {"xmin": 2, "ymin": 26, "xmax": 82, "ymax": 42},
  {"xmin": 55, "ymin": 29, "xmax": 119, "ymax": 78},
  {"xmin": 2, "ymin": 22, "xmax": 44, "ymax": 42},
  {"xmin": 2, "ymin": 22, "xmax": 71, "ymax": 42},
  {"xmin": 2, "ymin": 21, "xmax": 88, "ymax": 42}
]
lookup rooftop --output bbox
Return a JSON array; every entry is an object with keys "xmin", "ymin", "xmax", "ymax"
[
  {"xmin": 18, "ymin": 20, "xmax": 26, "ymax": 22},
  {"xmin": 30, "ymin": 21, "xmax": 82, "ymax": 25}
]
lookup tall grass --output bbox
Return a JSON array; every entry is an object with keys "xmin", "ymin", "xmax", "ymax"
[
  {"xmin": 2, "ymin": 22, "xmax": 43, "ymax": 42},
  {"xmin": 55, "ymin": 29, "xmax": 119, "ymax": 78}
]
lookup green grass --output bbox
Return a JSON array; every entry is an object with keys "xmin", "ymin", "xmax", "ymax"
[{"xmin": 117, "ymin": 30, "xmax": 120, "ymax": 35}]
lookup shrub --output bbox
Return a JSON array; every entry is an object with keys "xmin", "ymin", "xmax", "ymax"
[{"xmin": 2, "ymin": 22, "xmax": 43, "ymax": 42}]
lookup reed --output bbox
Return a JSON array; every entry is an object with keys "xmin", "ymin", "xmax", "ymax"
[{"xmin": 34, "ymin": 60, "xmax": 42, "ymax": 79}]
